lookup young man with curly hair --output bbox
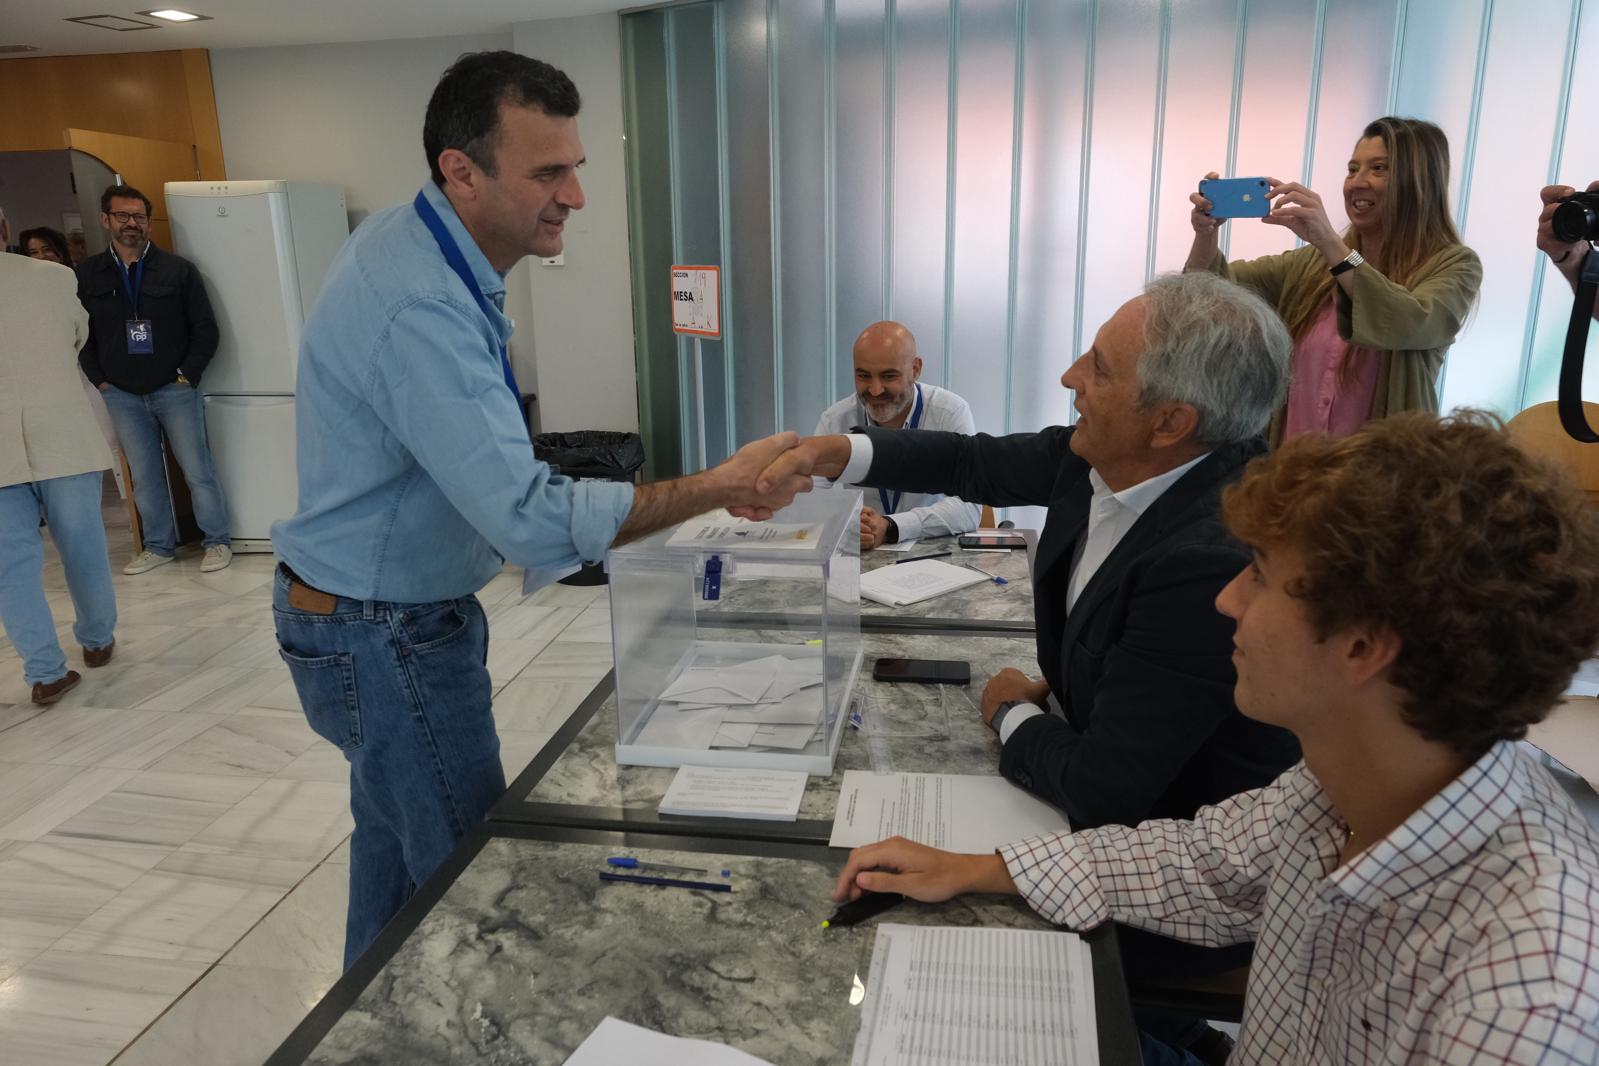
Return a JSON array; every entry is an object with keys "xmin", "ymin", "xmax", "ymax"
[{"xmin": 833, "ymin": 411, "xmax": 1599, "ymax": 1065}]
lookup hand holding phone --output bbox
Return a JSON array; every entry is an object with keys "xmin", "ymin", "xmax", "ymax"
[{"xmin": 1198, "ymin": 176, "xmax": 1272, "ymax": 219}]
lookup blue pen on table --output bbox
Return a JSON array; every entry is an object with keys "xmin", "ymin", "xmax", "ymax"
[
  {"xmin": 963, "ymin": 562, "xmax": 1008, "ymax": 586},
  {"xmin": 600, "ymin": 871, "xmax": 732, "ymax": 893},
  {"xmin": 606, "ymin": 856, "xmax": 711, "ymax": 875}
]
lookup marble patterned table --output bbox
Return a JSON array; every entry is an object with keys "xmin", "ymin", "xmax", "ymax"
[
  {"xmin": 704, "ymin": 535, "xmax": 1036, "ymax": 633},
  {"xmin": 495, "ymin": 629, "xmax": 1042, "ymax": 843},
  {"xmin": 266, "ymin": 826, "xmax": 1139, "ymax": 1066}
]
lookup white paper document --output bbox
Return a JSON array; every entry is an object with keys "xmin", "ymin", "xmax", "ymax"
[
  {"xmin": 565, "ymin": 1017, "xmax": 775, "ymax": 1066},
  {"xmin": 872, "ymin": 539, "xmax": 919, "ymax": 553},
  {"xmin": 1565, "ymin": 656, "xmax": 1599, "ymax": 697},
  {"xmin": 830, "ymin": 772, "xmax": 1069, "ymax": 852},
  {"xmin": 859, "ymin": 559, "xmax": 989, "ymax": 607},
  {"xmin": 659, "ymin": 765, "xmax": 809, "ymax": 820},
  {"xmin": 851, "ymin": 924, "xmax": 1097, "ymax": 1066},
  {"xmin": 667, "ymin": 509, "xmax": 825, "ymax": 551}
]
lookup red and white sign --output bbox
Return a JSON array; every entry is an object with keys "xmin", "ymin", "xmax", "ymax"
[{"xmin": 670, "ymin": 264, "xmax": 721, "ymax": 338}]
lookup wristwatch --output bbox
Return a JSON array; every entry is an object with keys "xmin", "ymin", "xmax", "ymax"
[
  {"xmin": 1328, "ymin": 249, "xmax": 1365, "ymax": 276},
  {"xmin": 883, "ymin": 517, "xmax": 900, "ymax": 544},
  {"xmin": 989, "ymin": 699, "xmax": 1023, "ymax": 735}
]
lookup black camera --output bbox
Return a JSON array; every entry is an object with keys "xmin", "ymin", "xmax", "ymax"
[{"xmin": 1552, "ymin": 191, "xmax": 1599, "ymax": 243}]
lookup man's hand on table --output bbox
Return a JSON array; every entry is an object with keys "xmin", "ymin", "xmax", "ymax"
[
  {"xmin": 861, "ymin": 504, "xmax": 890, "ymax": 550},
  {"xmin": 980, "ymin": 667, "xmax": 1049, "ymax": 727},
  {"xmin": 832, "ymin": 836, "xmax": 1018, "ymax": 904}
]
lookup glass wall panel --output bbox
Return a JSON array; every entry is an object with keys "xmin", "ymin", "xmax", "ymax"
[
  {"xmin": 1306, "ymin": 0, "xmax": 1398, "ymax": 237},
  {"xmin": 832, "ymin": 0, "xmax": 888, "ymax": 413},
  {"xmin": 1391, "ymin": 0, "xmax": 1488, "ymax": 212},
  {"xmin": 1439, "ymin": 0, "xmax": 1574, "ymax": 415}
]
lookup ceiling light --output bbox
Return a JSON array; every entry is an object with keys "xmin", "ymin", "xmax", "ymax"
[
  {"xmin": 139, "ymin": 8, "xmax": 211, "ymax": 22},
  {"xmin": 64, "ymin": 14, "xmax": 158, "ymax": 31}
]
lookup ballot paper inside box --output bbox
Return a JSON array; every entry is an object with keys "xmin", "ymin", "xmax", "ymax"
[{"xmin": 607, "ymin": 487, "xmax": 864, "ymax": 775}]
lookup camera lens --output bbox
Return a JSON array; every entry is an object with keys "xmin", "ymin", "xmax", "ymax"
[{"xmin": 1552, "ymin": 191, "xmax": 1599, "ymax": 243}]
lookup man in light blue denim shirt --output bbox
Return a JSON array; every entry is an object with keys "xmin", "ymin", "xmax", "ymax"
[{"xmin": 271, "ymin": 52, "xmax": 809, "ymax": 968}]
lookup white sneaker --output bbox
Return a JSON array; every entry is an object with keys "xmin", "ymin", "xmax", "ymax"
[
  {"xmin": 200, "ymin": 545, "xmax": 233, "ymax": 573},
  {"xmin": 123, "ymin": 550, "xmax": 174, "ymax": 575}
]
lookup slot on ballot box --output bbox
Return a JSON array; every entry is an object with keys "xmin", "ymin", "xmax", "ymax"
[{"xmin": 607, "ymin": 488, "xmax": 865, "ymax": 775}]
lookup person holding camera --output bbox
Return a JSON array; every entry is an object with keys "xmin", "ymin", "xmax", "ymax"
[
  {"xmin": 1186, "ymin": 116, "xmax": 1481, "ymax": 445},
  {"xmin": 1540, "ymin": 179, "xmax": 1599, "ymax": 322}
]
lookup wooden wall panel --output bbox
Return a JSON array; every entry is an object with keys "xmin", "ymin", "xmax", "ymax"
[{"xmin": 66, "ymin": 128, "xmax": 198, "ymax": 223}]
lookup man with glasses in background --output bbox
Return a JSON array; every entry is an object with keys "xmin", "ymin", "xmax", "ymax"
[{"xmin": 77, "ymin": 184, "xmax": 233, "ymax": 574}]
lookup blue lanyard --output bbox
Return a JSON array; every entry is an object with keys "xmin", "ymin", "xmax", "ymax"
[
  {"xmin": 412, "ymin": 190, "xmax": 521, "ymax": 403},
  {"xmin": 878, "ymin": 384, "xmax": 923, "ymax": 515},
  {"xmin": 111, "ymin": 247, "xmax": 145, "ymax": 315}
]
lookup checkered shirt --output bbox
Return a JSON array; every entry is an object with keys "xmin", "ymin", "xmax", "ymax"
[{"xmin": 1000, "ymin": 741, "xmax": 1599, "ymax": 1064}]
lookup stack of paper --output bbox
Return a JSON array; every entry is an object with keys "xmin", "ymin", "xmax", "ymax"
[
  {"xmin": 859, "ymin": 558, "xmax": 989, "ymax": 607},
  {"xmin": 643, "ymin": 653, "xmax": 829, "ymax": 752},
  {"xmin": 667, "ymin": 509, "xmax": 825, "ymax": 551},
  {"xmin": 566, "ymin": 1017, "xmax": 776, "ymax": 1065},
  {"xmin": 658, "ymin": 765, "xmax": 809, "ymax": 821},
  {"xmin": 829, "ymin": 771, "xmax": 1069, "ymax": 852}
]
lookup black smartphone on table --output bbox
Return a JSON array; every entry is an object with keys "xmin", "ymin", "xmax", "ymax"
[
  {"xmin": 958, "ymin": 532, "xmax": 1026, "ymax": 549},
  {"xmin": 871, "ymin": 657, "xmax": 971, "ymax": 685}
]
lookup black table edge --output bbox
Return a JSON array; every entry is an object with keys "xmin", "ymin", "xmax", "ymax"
[{"xmin": 265, "ymin": 822, "xmax": 1140, "ymax": 1066}]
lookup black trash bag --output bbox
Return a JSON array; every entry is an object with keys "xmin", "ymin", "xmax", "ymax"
[
  {"xmin": 533, "ymin": 431, "xmax": 645, "ymax": 482},
  {"xmin": 531, "ymin": 431, "xmax": 645, "ymax": 586}
]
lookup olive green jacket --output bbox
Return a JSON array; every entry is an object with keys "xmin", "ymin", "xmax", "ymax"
[{"xmin": 1207, "ymin": 242, "xmax": 1482, "ymax": 443}]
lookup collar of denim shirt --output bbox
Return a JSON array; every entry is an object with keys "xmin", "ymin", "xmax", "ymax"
[{"xmin": 418, "ymin": 180, "xmax": 509, "ymax": 310}]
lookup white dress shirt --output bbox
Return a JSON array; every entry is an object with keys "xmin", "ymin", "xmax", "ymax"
[
  {"xmin": 1000, "ymin": 742, "xmax": 1599, "ymax": 1064},
  {"xmin": 819, "ymin": 382, "xmax": 982, "ymax": 543}
]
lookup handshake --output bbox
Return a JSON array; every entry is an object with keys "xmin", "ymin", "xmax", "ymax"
[{"xmin": 706, "ymin": 432, "xmax": 856, "ymax": 521}]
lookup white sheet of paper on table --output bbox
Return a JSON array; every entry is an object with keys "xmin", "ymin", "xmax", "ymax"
[
  {"xmin": 858, "ymin": 559, "xmax": 989, "ymax": 607},
  {"xmin": 829, "ymin": 771, "xmax": 1069, "ymax": 852},
  {"xmin": 633, "ymin": 705, "xmax": 727, "ymax": 749},
  {"xmin": 871, "ymin": 539, "xmax": 918, "ymax": 553},
  {"xmin": 658, "ymin": 765, "xmax": 809, "ymax": 820},
  {"xmin": 850, "ymin": 924, "xmax": 1096, "ymax": 1066},
  {"xmin": 566, "ymin": 1017, "xmax": 776, "ymax": 1066}
]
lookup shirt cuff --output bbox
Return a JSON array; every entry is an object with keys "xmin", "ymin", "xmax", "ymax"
[
  {"xmin": 999, "ymin": 831, "xmax": 1108, "ymax": 929},
  {"xmin": 569, "ymin": 480, "xmax": 636, "ymax": 563},
  {"xmin": 888, "ymin": 510, "xmax": 923, "ymax": 543},
  {"xmin": 837, "ymin": 432, "xmax": 875, "ymax": 486},
  {"xmin": 997, "ymin": 702, "xmax": 1045, "ymax": 745}
]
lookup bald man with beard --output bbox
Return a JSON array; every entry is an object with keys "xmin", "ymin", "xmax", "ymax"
[{"xmin": 814, "ymin": 321, "xmax": 982, "ymax": 550}]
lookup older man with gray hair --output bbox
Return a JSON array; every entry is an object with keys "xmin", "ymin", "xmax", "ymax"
[{"xmin": 757, "ymin": 272, "xmax": 1304, "ymax": 1057}]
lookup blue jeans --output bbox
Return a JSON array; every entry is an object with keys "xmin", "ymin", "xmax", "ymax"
[
  {"xmin": 100, "ymin": 383, "xmax": 231, "ymax": 553},
  {"xmin": 0, "ymin": 473, "xmax": 117, "ymax": 685},
  {"xmin": 271, "ymin": 567, "xmax": 504, "ymax": 969},
  {"xmin": 1139, "ymin": 1033, "xmax": 1207, "ymax": 1066}
]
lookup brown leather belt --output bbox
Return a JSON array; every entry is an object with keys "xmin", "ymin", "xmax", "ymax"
[{"xmin": 280, "ymin": 565, "xmax": 339, "ymax": 615}]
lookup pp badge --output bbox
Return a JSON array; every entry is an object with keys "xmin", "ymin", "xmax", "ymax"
[{"xmin": 125, "ymin": 319, "xmax": 155, "ymax": 355}]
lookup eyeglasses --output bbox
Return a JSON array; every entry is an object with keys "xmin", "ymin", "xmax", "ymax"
[{"xmin": 109, "ymin": 211, "xmax": 149, "ymax": 225}]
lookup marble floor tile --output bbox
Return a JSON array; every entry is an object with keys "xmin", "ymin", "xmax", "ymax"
[
  {"xmin": 485, "ymin": 636, "xmax": 552, "ymax": 685},
  {"xmin": 223, "ymin": 861, "xmax": 347, "ymax": 972},
  {"xmin": 552, "ymin": 606, "xmax": 612, "ymax": 645},
  {"xmin": 476, "ymin": 569, "xmax": 527, "ymax": 606},
  {"xmin": 242, "ymin": 672, "xmax": 311, "ymax": 715},
  {"xmin": 0, "ymin": 950, "xmax": 209, "ymax": 1066},
  {"xmin": 52, "ymin": 847, "xmax": 314, "ymax": 962},
  {"xmin": 514, "ymin": 642, "xmax": 613, "ymax": 683},
  {"xmin": 491, "ymin": 677, "xmax": 597, "ymax": 734},
  {"xmin": 0, "ymin": 703, "xmax": 45, "ymax": 734},
  {"xmin": 0, "ymin": 706, "xmax": 215, "ymax": 769},
  {"xmin": 135, "ymin": 664, "xmax": 283, "ymax": 715},
  {"xmin": 48, "ymin": 770, "xmax": 264, "ymax": 849},
  {"xmin": 485, "ymin": 601, "xmax": 581, "ymax": 643},
  {"xmin": 112, "ymin": 962, "xmax": 339, "ymax": 1066},
  {"xmin": 145, "ymin": 624, "xmax": 260, "ymax": 667},
  {"xmin": 202, "ymin": 628, "xmax": 288, "ymax": 670},
  {"xmin": 121, "ymin": 590, "xmax": 231, "ymax": 628},
  {"xmin": 0, "ymin": 764, "xmax": 139, "ymax": 841},
  {"xmin": 145, "ymin": 714, "xmax": 319, "ymax": 778},
  {"xmin": 188, "ymin": 779, "xmax": 352, "ymax": 863},
  {"xmin": 323, "ymin": 836, "xmax": 351, "ymax": 864},
  {"xmin": 95, "ymin": 622, "xmax": 182, "ymax": 661},
  {"xmin": 39, "ymin": 661, "xmax": 204, "ymax": 713},
  {"xmin": 188, "ymin": 593, "xmax": 280, "ymax": 630},
  {"xmin": 526, "ymin": 581, "xmax": 610, "ymax": 608},
  {"xmin": 497, "ymin": 729, "xmax": 549, "ymax": 781},
  {"xmin": 272, "ymin": 741, "xmax": 348, "ymax": 784}
]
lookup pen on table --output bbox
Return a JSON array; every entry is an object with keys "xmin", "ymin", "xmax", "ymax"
[
  {"xmin": 821, "ymin": 891, "xmax": 905, "ymax": 928},
  {"xmin": 963, "ymin": 562, "xmax": 1008, "ymax": 586},
  {"xmin": 894, "ymin": 550, "xmax": 952, "ymax": 565},
  {"xmin": 600, "ymin": 871, "xmax": 733, "ymax": 893},
  {"xmin": 606, "ymin": 856, "xmax": 713, "ymax": 875}
]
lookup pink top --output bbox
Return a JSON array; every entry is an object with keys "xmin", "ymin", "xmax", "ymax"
[{"xmin": 1281, "ymin": 298, "xmax": 1382, "ymax": 442}]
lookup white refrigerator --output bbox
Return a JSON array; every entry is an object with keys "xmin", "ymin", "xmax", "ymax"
[{"xmin": 166, "ymin": 180, "xmax": 348, "ymax": 552}]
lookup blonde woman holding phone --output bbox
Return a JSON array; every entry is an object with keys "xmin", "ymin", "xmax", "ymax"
[{"xmin": 1186, "ymin": 116, "xmax": 1481, "ymax": 445}]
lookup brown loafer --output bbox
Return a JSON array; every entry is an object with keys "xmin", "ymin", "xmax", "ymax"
[
  {"xmin": 31, "ymin": 670, "xmax": 81, "ymax": 705},
  {"xmin": 83, "ymin": 640, "xmax": 115, "ymax": 668}
]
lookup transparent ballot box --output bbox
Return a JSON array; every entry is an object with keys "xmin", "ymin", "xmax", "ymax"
[{"xmin": 607, "ymin": 488, "xmax": 864, "ymax": 775}]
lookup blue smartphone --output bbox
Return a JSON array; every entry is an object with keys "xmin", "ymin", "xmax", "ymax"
[{"xmin": 1199, "ymin": 176, "xmax": 1272, "ymax": 219}]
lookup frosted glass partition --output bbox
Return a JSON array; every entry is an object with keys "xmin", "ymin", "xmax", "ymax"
[
  {"xmin": 724, "ymin": 0, "xmax": 778, "ymax": 448},
  {"xmin": 621, "ymin": 0, "xmax": 1599, "ymax": 479},
  {"xmin": 944, "ymin": 0, "xmax": 1018, "ymax": 422},
  {"xmin": 887, "ymin": 0, "xmax": 952, "ymax": 386},
  {"xmin": 1009, "ymin": 0, "xmax": 1090, "ymax": 439},
  {"xmin": 832, "ymin": 0, "xmax": 888, "ymax": 402},
  {"xmin": 775, "ymin": 1, "xmax": 833, "ymax": 433},
  {"xmin": 668, "ymin": 2, "xmax": 731, "ymax": 465}
]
